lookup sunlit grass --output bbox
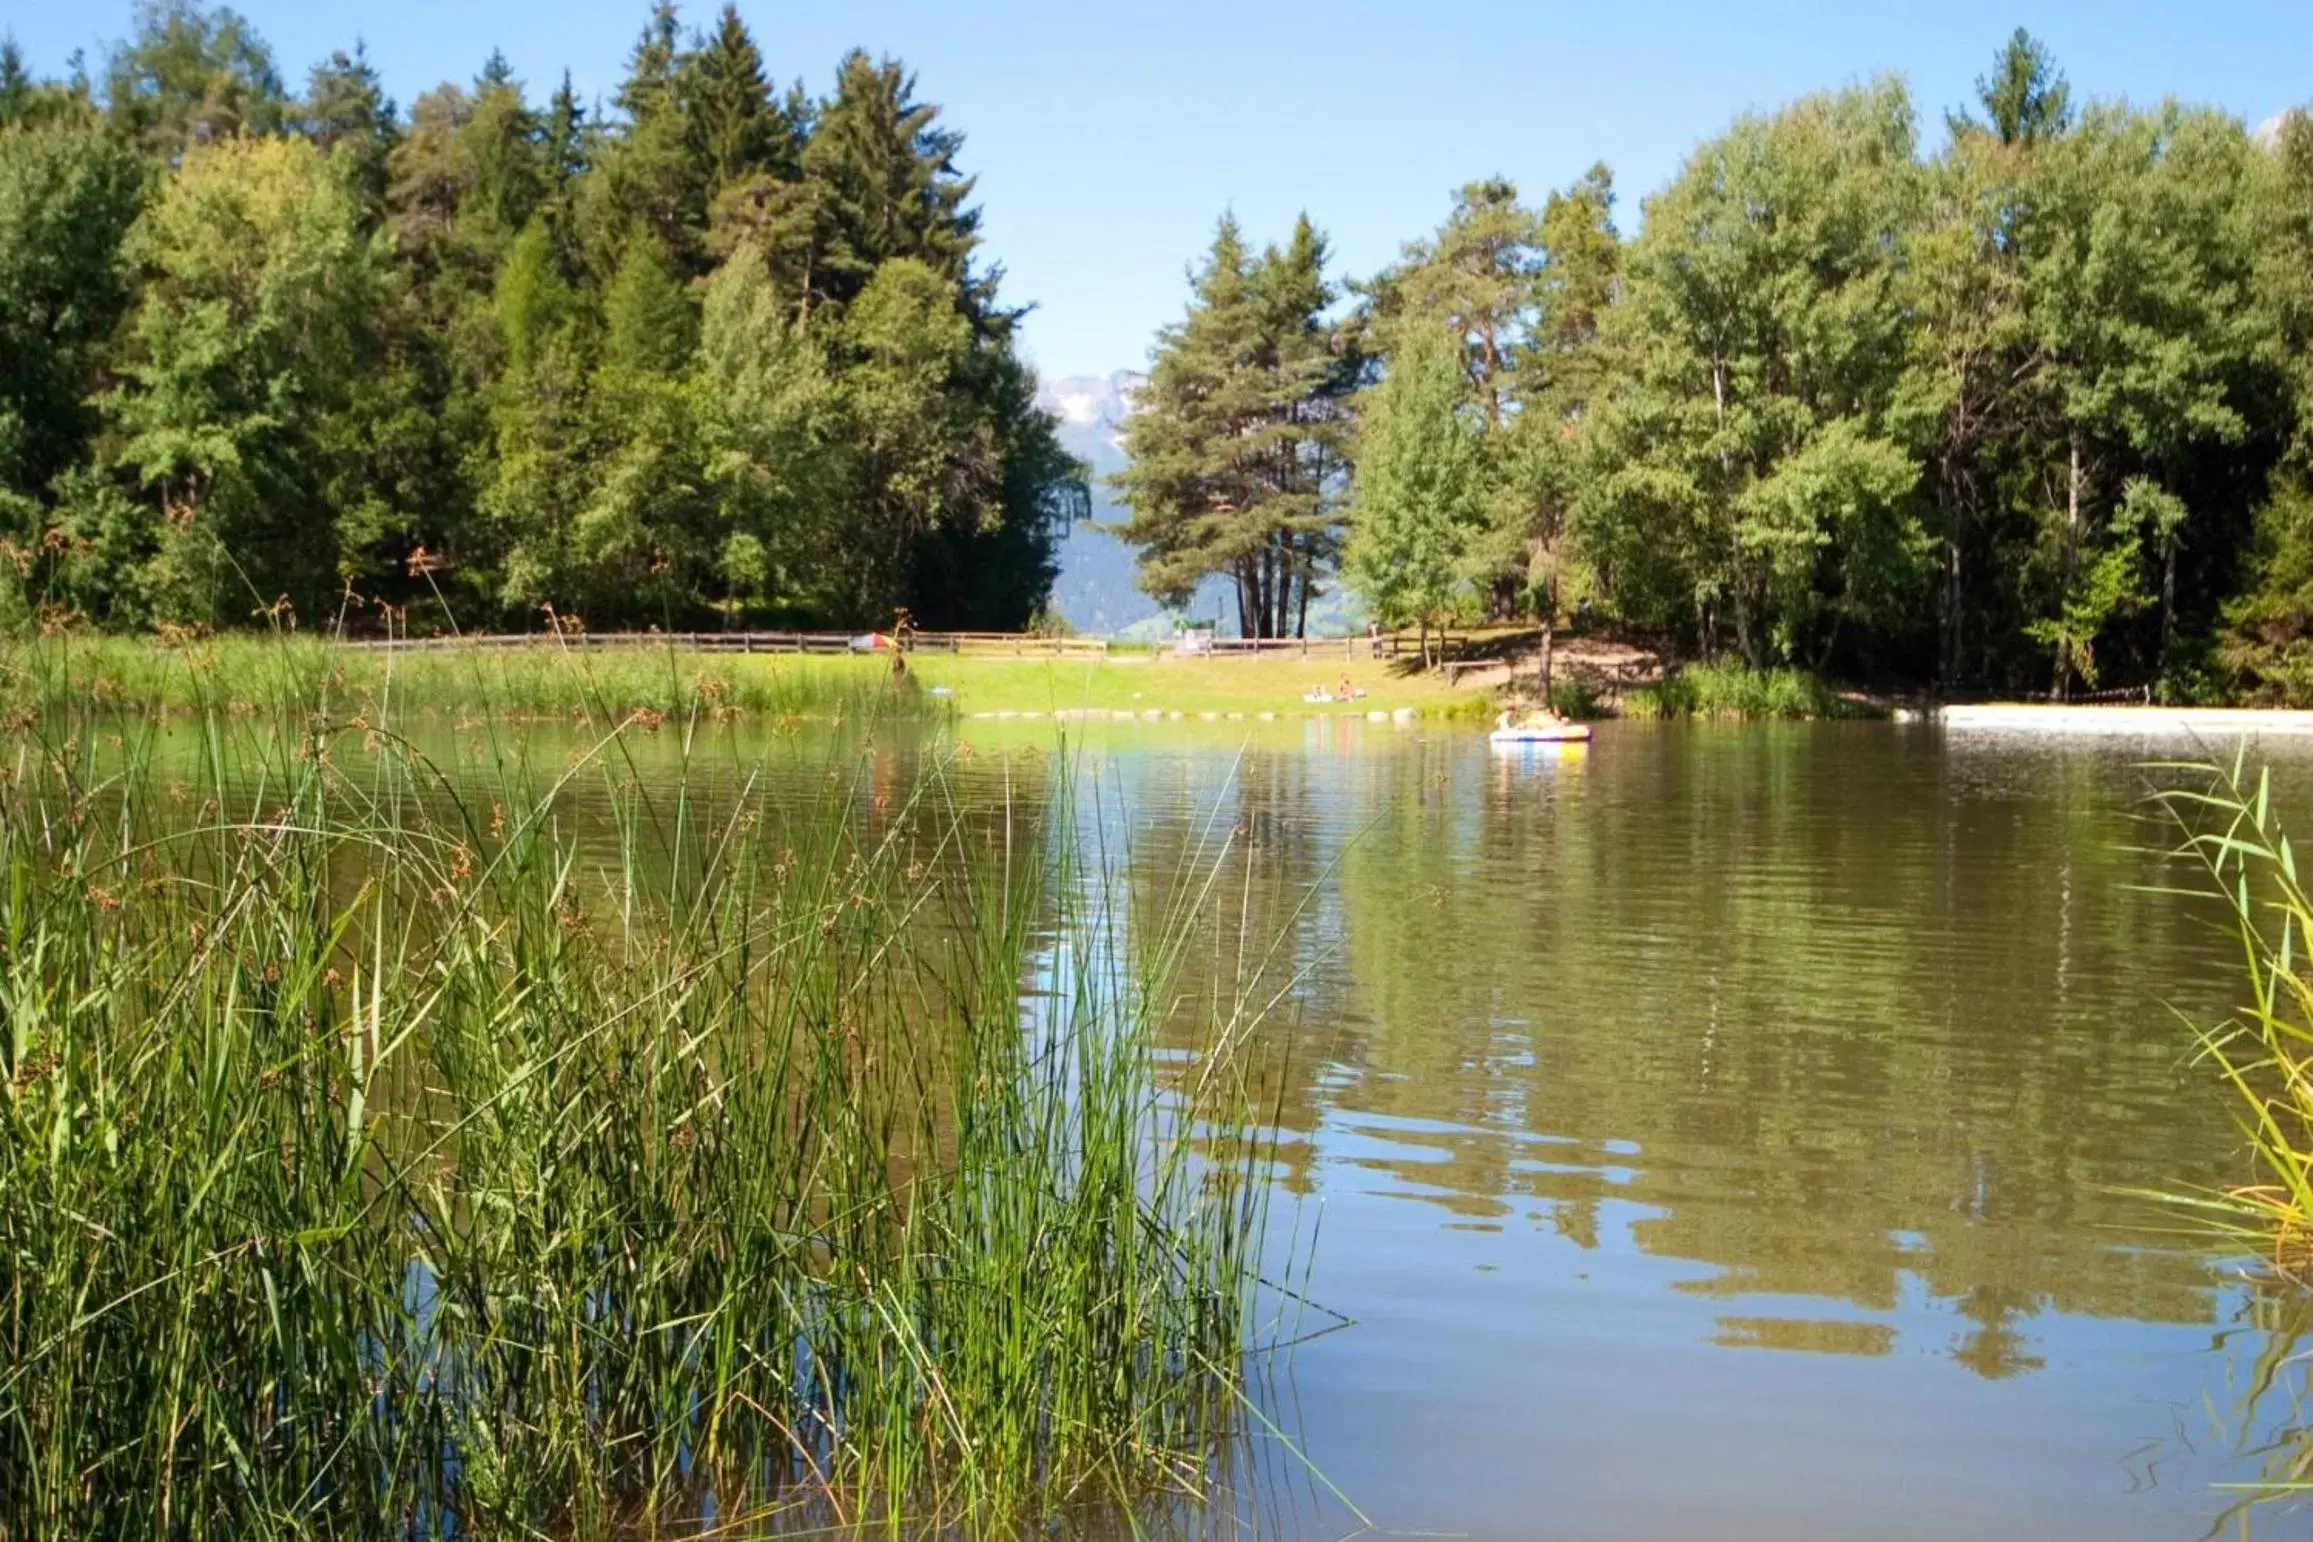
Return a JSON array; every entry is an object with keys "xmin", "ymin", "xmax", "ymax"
[{"xmin": 0, "ymin": 631, "xmax": 1499, "ymax": 725}]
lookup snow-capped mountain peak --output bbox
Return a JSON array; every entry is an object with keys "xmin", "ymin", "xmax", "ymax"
[{"xmin": 1034, "ymin": 370, "xmax": 1144, "ymax": 433}]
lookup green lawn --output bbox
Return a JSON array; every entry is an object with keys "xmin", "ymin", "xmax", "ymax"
[
  {"xmin": 2, "ymin": 635, "xmax": 1497, "ymax": 721},
  {"xmin": 908, "ymin": 651, "xmax": 1491, "ymax": 718}
]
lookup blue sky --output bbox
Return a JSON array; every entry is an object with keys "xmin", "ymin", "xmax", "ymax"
[{"xmin": 10, "ymin": 1, "xmax": 2308, "ymax": 380}]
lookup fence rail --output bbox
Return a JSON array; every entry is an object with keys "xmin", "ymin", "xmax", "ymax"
[
  {"xmin": 348, "ymin": 629, "xmax": 1120, "ymax": 657},
  {"xmin": 344, "ymin": 628, "xmax": 1402, "ymax": 659}
]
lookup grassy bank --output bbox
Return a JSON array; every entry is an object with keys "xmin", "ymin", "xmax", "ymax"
[
  {"xmin": 0, "ymin": 703, "xmax": 1291, "ymax": 1533},
  {"xmin": 0, "ymin": 633, "xmax": 1493, "ymax": 724}
]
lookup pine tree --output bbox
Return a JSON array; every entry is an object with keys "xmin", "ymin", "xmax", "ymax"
[
  {"xmin": 1366, "ymin": 178, "xmax": 1544, "ymax": 428},
  {"xmin": 1494, "ymin": 164, "xmax": 1619, "ymax": 685},
  {"xmin": 1116, "ymin": 213, "xmax": 1353, "ymax": 637}
]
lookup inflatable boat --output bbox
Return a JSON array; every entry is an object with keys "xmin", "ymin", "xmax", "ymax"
[{"xmin": 1488, "ymin": 722, "xmax": 1592, "ymax": 745}]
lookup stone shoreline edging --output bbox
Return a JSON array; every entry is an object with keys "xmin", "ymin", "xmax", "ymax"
[
  {"xmin": 1938, "ymin": 704, "xmax": 2313, "ymax": 735},
  {"xmin": 966, "ymin": 706, "xmax": 1424, "ymax": 724}
]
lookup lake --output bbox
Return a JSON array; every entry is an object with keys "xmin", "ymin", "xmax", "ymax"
[{"xmin": 945, "ymin": 717, "xmax": 2298, "ymax": 1540}]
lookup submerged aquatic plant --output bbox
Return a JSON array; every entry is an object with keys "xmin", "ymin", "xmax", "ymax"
[{"xmin": 0, "ymin": 693, "xmax": 1296, "ymax": 1534}]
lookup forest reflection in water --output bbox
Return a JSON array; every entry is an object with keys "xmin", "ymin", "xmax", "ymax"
[{"xmin": 1056, "ymin": 717, "xmax": 2307, "ymax": 1539}]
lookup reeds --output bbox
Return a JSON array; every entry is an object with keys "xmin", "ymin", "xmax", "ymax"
[
  {"xmin": 2152, "ymin": 752, "xmax": 2313, "ymax": 1271},
  {"xmin": 0, "ymin": 630, "xmax": 917, "ymax": 724},
  {"xmin": 0, "ymin": 679, "xmax": 1287, "ymax": 1534},
  {"xmin": 1623, "ymin": 662, "xmax": 1844, "ymax": 720}
]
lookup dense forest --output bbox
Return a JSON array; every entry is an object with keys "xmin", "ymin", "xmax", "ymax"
[
  {"xmin": 0, "ymin": 0, "xmax": 1085, "ymax": 634},
  {"xmin": 1119, "ymin": 34, "xmax": 2313, "ymax": 700},
  {"xmin": 8, "ymin": 13, "xmax": 2311, "ymax": 699}
]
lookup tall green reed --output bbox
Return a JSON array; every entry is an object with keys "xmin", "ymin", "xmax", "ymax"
[
  {"xmin": 2150, "ymin": 751, "xmax": 2313, "ymax": 1272},
  {"xmin": 1623, "ymin": 662, "xmax": 1843, "ymax": 720},
  {"xmin": 0, "ymin": 629, "xmax": 918, "ymax": 724},
  {"xmin": 0, "ymin": 659, "xmax": 1290, "ymax": 1534}
]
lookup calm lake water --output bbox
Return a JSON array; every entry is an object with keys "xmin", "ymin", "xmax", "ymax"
[
  {"xmin": 284, "ymin": 714, "xmax": 2313, "ymax": 1537},
  {"xmin": 1010, "ymin": 718, "xmax": 2307, "ymax": 1541}
]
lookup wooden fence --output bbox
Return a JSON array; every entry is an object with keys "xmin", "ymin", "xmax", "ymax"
[
  {"xmin": 347, "ymin": 629, "xmax": 1390, "ymax": 659},
  {"xmin": 351, "ymin": 630, "xmax": 1117, "ymax": 657}
]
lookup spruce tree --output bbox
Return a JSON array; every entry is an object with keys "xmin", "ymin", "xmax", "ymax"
[
  {"xmin": 603, "ymin": 226, "xmax": 694, "ymax": 375},
  {"xmin": 682, "ymin": 5, "xmax": 797, "ymax": 198},
  {"xmin": 590, "ymin": 0, "xmax": 704, "ymax": 273},
  {"xmin": 801, "ymin": 52, "xmax": 978, "ymax": 307},
  {"xmin": 462, "ymin": 55, "xmax": 543, "ymax": 242},
  {"xmin": 1972, "ymin": 28, "xmax": 2073, "ymax": 147}
]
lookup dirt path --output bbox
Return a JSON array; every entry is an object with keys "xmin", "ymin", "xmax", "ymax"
[{"xmin": 1445, "ymin": 635, "xmax": 1668, "ymax": 697}]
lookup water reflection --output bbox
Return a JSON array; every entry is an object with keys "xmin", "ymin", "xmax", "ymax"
[{"xmin": 1043, "ymin": 718, "xmax": 2310, "ymax": 1538}]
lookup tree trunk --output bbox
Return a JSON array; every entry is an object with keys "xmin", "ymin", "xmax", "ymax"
[
  {"xmin": 1733, "ymin": 572, "xmax": 1761, "ymax": 671},
  {"xmin": 2050, "ymin": 434, "xmax": 2081, "ymax": 703},
  {"xmin": 1940, "ymin": 530, "xmax": 1962, "ymax": 692},
  {"xmin": 1419, "ymin": 614, "xmax": 1431, "ymax": 671},
  {"xmin": 1936, "ymin": 456, "xmax": 1966, "ymax": 692},
  {"xmin": 2160, "ymin": 539, "xmax": 2177, "ymax": 674},
  {"xmin": 1538, "ymin": 615, "xmax": 1555, "ymax": 703}
]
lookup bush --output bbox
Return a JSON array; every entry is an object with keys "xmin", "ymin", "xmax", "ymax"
[{"xmin": 1623, "ymin": 662, "xmax": 1841, "ymax": 720}]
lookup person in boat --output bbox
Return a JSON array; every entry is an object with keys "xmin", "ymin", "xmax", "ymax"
[{"xmin": 1499, "ymin": 703, "xmax": 1567, "ymax": 732}]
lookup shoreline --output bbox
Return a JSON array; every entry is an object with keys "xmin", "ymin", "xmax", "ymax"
[{"xmin": 1938, "ymin": 704, "xmax": 2313, "ymax": 736}]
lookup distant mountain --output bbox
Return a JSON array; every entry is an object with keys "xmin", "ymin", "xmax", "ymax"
[
  {"xmin": 1034, "ymin": 370, "xmax": 1363, "ymax": 638},
  {"xmin": 1035, "ymin": 371, "xmax": 1188, "ymax": 638}
]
